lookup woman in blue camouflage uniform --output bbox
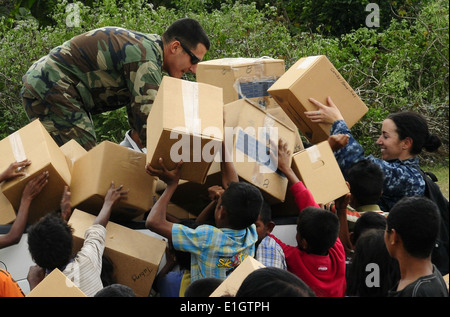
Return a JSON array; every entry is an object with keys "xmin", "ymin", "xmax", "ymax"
[{"xmin": 306, "ymin": 96, "xmax": 442, "ymax": 212}]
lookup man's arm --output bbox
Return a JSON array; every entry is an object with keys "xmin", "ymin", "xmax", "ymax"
[{"xmin": 145, "ymin": 158, "xmax": 183, "ymax": 240}]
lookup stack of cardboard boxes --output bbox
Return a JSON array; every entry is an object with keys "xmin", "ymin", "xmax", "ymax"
[{"xmin": 1, "ymin": 54, "xmax": 368, "ymax": 296}]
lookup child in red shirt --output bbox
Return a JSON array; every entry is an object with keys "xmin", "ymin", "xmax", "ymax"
[{"xmin": 269, "ymin": 139, "xmax": 347, "ymax": 297}]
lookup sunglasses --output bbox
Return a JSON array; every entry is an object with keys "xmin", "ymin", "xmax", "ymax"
[{"xmin": 175, "ymin": 37, "xmax": 201, "ymax": 65}]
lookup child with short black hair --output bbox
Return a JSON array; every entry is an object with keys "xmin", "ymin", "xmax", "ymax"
[
  {"xmin": 385, "ymin": 196, "xmax": 448, "ymax": 297},
  {"xmin": 268, "ymin": 139, "xmax": 346, "ymax": 297},
  {"xmin": 145, "ymin": 157, "xmax": 263, "ymax": 283},
  {"xmin": 254, "ymin": 201, "xmax": 286, "ymax": 269}
]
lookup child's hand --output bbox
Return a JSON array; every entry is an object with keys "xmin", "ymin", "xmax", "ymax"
[
  {"xmin": 328, "ymin": 134, "xmax": 349, "ymax": 152},
  {"xmin": 20, "ymin": 171, "xmax": 49, "ymax": 203},
  {"xmin": 104, "ymin": 182, "xmax": 128, "ymax": 207},
  {"xmin": 1, "ymin": 160, "xmax": 31, "ymax": 182},
  {"xmin": 60, "ymin": 186, "xmax": 72, "ymax": 221},
  {"xmin": 277, "ymin": 138, "xmax": 291, "ymax": 173},
  {"xmin": 208, "ymin": 185, "xmax": 224, "ymax": 201},
  {"xmin": 146, "ymin": 158, "xmax": 183, "ymax": 187}
]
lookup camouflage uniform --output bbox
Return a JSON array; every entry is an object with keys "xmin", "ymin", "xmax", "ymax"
[{"xmin": 21, "ymin": 27, "xmax": 164, "ymax": 150}]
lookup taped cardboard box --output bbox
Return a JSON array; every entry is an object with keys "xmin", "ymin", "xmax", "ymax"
[
  {"xmin": 60, "ymin": 139, "xmax": 87, "ymax": 175},
  {"xmin": 69, "ymin": 209, "xmax": 167, "ymax": 297},
  {"xmin": 197, "ymin": 57, "xmax": 285, "ymax": 107},
  {"xmin": 268, "ymin": 55, "xmax": 368, "ymax": 144},
  {"xmin": 0, "ymin": 119, "xmax": 71, "ymax": 224},
  {"xmin": 291, "ymin": 141, "xmax": 349, "ymax": 205},
  {"xmin": 230, "ymin": 99, "xmax": 296, "ymax": 204},
  {"xmin": 70, "ymin": 141, "xmax": 157, "ymax": 221},
  {"xmin": 146, "ymin": 76, "xmax": 223, "ymax": 184},
  {"xmin": 26, "ymin": 268, "xmax": 86, "ymax": 297},
  {"xmin": 210, "ymin": 256, "xmax": 265, "ymax": 297}
]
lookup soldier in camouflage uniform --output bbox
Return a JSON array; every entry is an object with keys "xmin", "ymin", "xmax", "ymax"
[{"xmin": 21, "ymin": 18, "xmax": 210, "ymax": 150}]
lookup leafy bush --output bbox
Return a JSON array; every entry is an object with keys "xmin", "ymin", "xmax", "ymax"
[{"xmin": 0, "ymin": 0, "xmax": 448, "ymax": 164}]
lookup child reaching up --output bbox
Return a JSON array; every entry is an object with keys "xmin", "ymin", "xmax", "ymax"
[{"xmin": 268, "ymin": 139, "xmax": 347, "ymax": 297}]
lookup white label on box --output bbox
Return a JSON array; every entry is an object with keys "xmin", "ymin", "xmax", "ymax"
[
  {"xmin": 297, "ymin": 56, "xmax": 320, "ymax": 70},
  {"xmin": 8, "ymin": 131, "xmax": 27, "ymax": 162},
  {"xmin": 306, "ymin": 145, "xmax": 321, "ymax": 163},
  {"xmin": 182, "ymin": 80, "xmax": 201, "ymax": 135}
]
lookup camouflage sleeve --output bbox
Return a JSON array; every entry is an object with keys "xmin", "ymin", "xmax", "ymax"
[{"xmin": 124, "ymin": 60, "xmax": 162, "ymax": 147}]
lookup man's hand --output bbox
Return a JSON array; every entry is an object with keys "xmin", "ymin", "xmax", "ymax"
[{"xmin": 208, "ymin": 185, "xmax": 224, "ymax": 201}]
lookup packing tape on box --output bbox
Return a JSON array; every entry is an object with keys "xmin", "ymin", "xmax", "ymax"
[
  {"xmin": 9, "ymin": 131, "xmax": 27, "ymax": 162},
  {"xmin": 297, "ymin": 55, "xmax": 320, "ymax": 70},
  {"xmin": 306, "ymin": 145, "xmax": 321, "ymax": 163},
  {"xmin": 182, "ymin": 80, "xmax": 201, "ymax": 136}
]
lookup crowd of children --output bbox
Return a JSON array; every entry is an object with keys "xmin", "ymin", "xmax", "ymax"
[
  {"xmin": 1, "ymin": 133, "xmax": 448, "ymax": 298},
  {"xmin": 1, "ymin": 98, "xmax": 449, "ymax": 298}
]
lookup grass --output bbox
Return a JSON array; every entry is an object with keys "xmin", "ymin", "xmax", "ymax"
[{"xmin": 423, "ymin": 164, "xmax": 449, "ymax": 200}]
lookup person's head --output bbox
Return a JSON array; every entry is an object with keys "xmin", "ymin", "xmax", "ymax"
[
  {"xmin": 377, "ymin": 111, "xmax": 441, "ymax": 161},
  {"xmin": 352, "ymin": 211, "xmax": 387, "ymax": 246},
  {"xmin": 215, "ymin": 182, "xmax": 263, "ymax": 230},
  {"xmin": 296, "ymin": 207, "xmax": 339, "ymax": 255},
  {"xmin": 255, "ymin": 201, "xmax": 275, "ymax": 243},
  {"xmin": 385, "ymin": 196, "xmax": 440, "ymax": 259},
  {"xmin": 347, "ymin": 159, "xmax": 384, "ymax": 207},
  {"xmin": 347, "ymin": 229, "xmax": 400, "ymax": 297},
  {"xmin": 235, "ymin": 267, "xmax": 316, "ymax": 297},
  {"xmin": 161, "ymin": 18, "xmax": 210, "ymax": 78},
  {"xmin": 94, "ymin": 284, "xmax": 136, "ymax": 297},
  {"xmin": 184, "ymin": 277, "xmax": 223, "ymax": 297},
  {"xmin": 27, "ymin": 213, "xmax": 73, "ymax": 271}
]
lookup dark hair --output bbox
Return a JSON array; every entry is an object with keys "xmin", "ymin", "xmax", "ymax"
[
  {"xmin": 347, "ymin": 159, "xmax": 384, "ymax": 206},
  {"xmin": 352, "ymin": 211, "xmax": 387, "ymax": 244},
  {"xmin": 387, "ymin": 111, "xmax": 441, "ymax": 155},
  {"xmin": 184, "ymin": 277, "xmax": 223, "ymax": 297},
  {"xmin": 220, "ymin": 182, "xmax": 263, "ymax": 230},
  {"xmin": 235, "ymin": 267, "xmax": 316, "ymax": 297},
  {"xmin": 297, "ymin": 207, "xmax": 339, "ymax": 255},
  {"xmin": 386, "ymin": 196, "xmax": 440, "ymax": 258},
  {"xmin": 27, "ymin": 213, "xmax": 73, "ymax": 270},
  {"xmin": 162, "ymin": 18, "xmax": 210, "ymax": 50},
  {"xmin": 94, "ymin": 284, "xmax": 136, "ymax": 297},
  {"xmin": 259, "ymin": 201, "xmax": 272, "ymax": 225},
  {"xmin": 346, "ymin": 229, "xmax": 400, "ymax": 297}
]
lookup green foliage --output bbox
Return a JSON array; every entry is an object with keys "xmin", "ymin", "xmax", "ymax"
[{"xmin": 0, "ymin": 0, "xmax": 448, "ymax": 164}]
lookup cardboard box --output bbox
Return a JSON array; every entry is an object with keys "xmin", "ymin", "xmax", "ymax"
[
  {"xmin": 26, "ymin": 268, "xmax": 86, "ymax": 297},
  {"xmin": 197, "ymin": 57, "xmax": 285, "ymax": 107},
  {"xmin": 210, "ymin": 256, "xmax": 265, "ymax": 297},
  {"xmin": 146, "ymin": 76, "xmax": 223, "ymax": 184},
  {"xmin": 60, "ymin": 139, "xmax": 87, "ymax": 175},
  {"xmin": 68, "ymin": 209, "xmax": 167, "ymax": 297},
  {"xmin": 0, "ymin": 119, "xmax": 71, "ymax": 224},
  {"xmin": 229, "ymin": 99, "xmax": 296, "ymax": 203},
  {"xmin": 0, "ymin": 191, "xmax": 16, "ymax": 225},
  {"xmin": 291, "ymin": 141, "xmax": 349, "ymax": 205},
  {"xmin": 268, "ymin": 55, "xmax": 368, "ymax": 144},
  {"xmin": 70, "ymin": 141, "xmax": 157, "ymax": 221}
]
